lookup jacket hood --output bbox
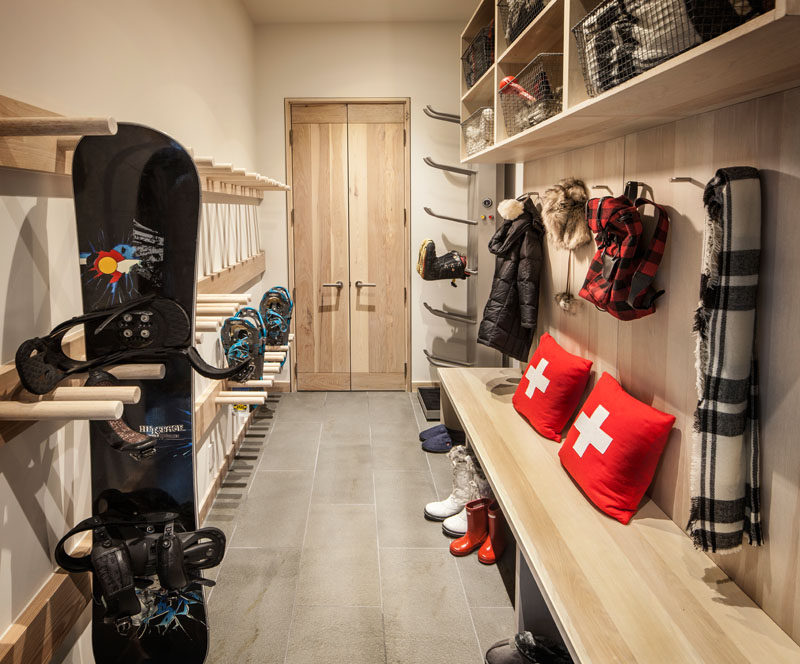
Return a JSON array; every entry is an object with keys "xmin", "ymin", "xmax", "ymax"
[{"xmin": 489, "ymin": 195, "xmax": 541, "ymax": 256}]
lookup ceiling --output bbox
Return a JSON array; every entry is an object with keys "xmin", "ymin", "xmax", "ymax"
[{"xmin": 242, "ymin": 0, "xmax": 477, "ymax": 24}]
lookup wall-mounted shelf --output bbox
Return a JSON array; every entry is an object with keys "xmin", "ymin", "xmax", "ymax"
[
  {"xmin": 460, "ymin": 3, "xmax": 800, "ymax": 163},
  {"xmin": 0, "ymin": 95, "xmax": 289, "ymax": 205},
  {"xmin": 496, "ymin": 0, "xmax": 563, "ymax": 65},
  {"xmin": 197, "ymin": 252, "xmax": 266, "ymax": 294},
  {"xmin": 461, "ymin": 64, "xmax": 496, "ymax": 108}
]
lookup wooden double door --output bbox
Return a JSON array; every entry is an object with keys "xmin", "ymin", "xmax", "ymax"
[{"xmin": 288, "ymin": 101, "xmax": 409, "ymax": 391}]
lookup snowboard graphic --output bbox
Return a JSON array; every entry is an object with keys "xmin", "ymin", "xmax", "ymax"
[{"xmin": 71, "ymin": 124, "xmax": 210, "ymax": 663}]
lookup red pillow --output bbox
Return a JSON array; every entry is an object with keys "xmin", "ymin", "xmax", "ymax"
[
  {"xmin": 558, "ymin": 372, "xmax": 676, "ymax": 524},
  {"xmin": 512, "ymin": 332, "xmax": 593, "ymax": 441}
]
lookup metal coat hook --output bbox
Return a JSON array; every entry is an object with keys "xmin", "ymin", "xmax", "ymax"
[
  {"xmin": 670, "ymin": 176, "xmax": 705, "ymax": 188},
  {"xmin": 423, "ymin": 105, "xmax": 460, "ymax": 124},
  {"xmin": 423, "ymin": 156, "xmax": 475, "ymax": 176},
  {"xmin": 423, "ymin": 206, "xmax": 478, "ymax": 226},
  {"xmin": 592, "ymin": 184, "xmax": 614, "ymax": 195}
]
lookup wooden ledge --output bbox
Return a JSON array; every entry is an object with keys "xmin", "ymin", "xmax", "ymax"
[
  {"xmin": 197, "ymin": 253, "xmax": 265, "ymax": 295},
  {"xmin": 438, "ymin": 367, "xmax": 800, "ymax": 663}
]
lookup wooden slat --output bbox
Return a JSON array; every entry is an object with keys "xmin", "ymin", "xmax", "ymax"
[
  {"xmin": 438, "ymin": 368, "xmax": 800, "ymax": 663},
  {"xmin": 196, "ymin": 252, "xmax": 265, "ymax": 294},
  {"xmin": 291, "ymin": 103, "xmax": 347, "ymax": 124},
  {"xmin": 296, "ymin": 373, "xmax": 350, "ymax": 391},
  {"xmin": 0, "ymin": 537, "xmax": 91, "ymax": 664},
  {"xmin": 198, "ymin": 408, "xmax": 254, "ymax": 523}
]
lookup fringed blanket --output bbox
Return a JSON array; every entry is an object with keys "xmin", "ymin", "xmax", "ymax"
[{"xmin": 687, "ymin": 167, "xmax": 763, "ymax": 553}]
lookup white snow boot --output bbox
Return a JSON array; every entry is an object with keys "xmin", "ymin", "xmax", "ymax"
[
  {"xmin": 424, "ymin": 447, "xmax": 474, "ymax": 522},
  {"xmin": 441, "ymin": 452, "xmax": 493, "ymax": 537}
]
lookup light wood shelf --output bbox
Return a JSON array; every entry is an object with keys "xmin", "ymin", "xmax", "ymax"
[
  {"xmin": 496, "ymin": 0, "xmax": 564, "ymax": 64},
  {"xmin": 197, "ymin": 252, "xmax": 266, "ymax": 295},
  {"xmin": 460, "ymin": 2, "xmax": 800, "ymax": 164},
  {"xmin": 461, "ymin": 64, "xmax": 496, "ymax": 108}
]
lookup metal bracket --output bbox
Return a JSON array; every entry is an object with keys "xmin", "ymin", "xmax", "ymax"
[
  {"xmin": 423, "ymin": 349, "xmax": 474, "ymax": 368},
  {"xmin": 423, "ymin": 105, "xmax": 460, "ymax": 124},
  {"xmin": 423, "ymin": 206, "xmax": 478, "ymax": 226},
  {"xmin": 423, "ymin": 156, "xmax": 475, "ymax": 176},
  {"xmin": 423, "ymin": 303, "xmax": 477, "ymax": 325}
]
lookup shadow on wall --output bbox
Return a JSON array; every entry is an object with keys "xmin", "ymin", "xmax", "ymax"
[{"xmin": 3, "ymin": 196, "xmax": 52, "ymax": 362}]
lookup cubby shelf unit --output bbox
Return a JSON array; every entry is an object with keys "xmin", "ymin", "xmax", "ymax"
[{"xmin": 459, "ymin": 0, "xmax": 800, "ymax": 163}]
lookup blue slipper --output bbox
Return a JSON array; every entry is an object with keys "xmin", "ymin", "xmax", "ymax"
[
  {"xmin": 419, "ymin": 424, "xmax": 447, "ymax": 442},
  {"xmin": 419, "ymin": 424, "xmax": 467, "ymax": 444},
  {"xmin": 421, "ymin": 432, "xmax": 453, "ymax": 453}
]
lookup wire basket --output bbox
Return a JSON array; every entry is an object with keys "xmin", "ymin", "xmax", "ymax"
[
  {"xmin": 499, "ymin": 53, "xmax": 563, "ymax": 137},
  {"xmin": 573, "ymin": 0, "xmax": 774, "ymax": 97},
  {"xmin": 498, "ymin": 0, "xmax": 546, "ymax": 45},
  {"xmin": 461, "ymin": 26, "xmax": 495, "ymax": 89},
  {"xmin": 461, "ymin": 107, "xmax": 494, "ymax": 156}
]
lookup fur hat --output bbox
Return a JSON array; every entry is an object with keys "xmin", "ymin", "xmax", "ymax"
[{"xmin": 541, "ymin": 178, "xmax": 591, "ymax": 251}]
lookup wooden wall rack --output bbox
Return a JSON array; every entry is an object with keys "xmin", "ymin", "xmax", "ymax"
[
  {"xmin": 459, "ymin": 0, "xmax": 800, "ymax": 163},
  {"xmin": 0, "ymin": 95, "xmax": 290, "ymax": 203}
]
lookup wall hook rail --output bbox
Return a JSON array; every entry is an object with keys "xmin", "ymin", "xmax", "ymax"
[
  {"xmin": 0, "ymin": 116, "xmax": 117, "ymax": 136},
  {"xmin": 423, "ymin": 156, "xmax": 475, "ymax": 176},
  {"xmin": 423, "ymin": 302, "xmax": 477, "ymax": 325},
  {"xmin": 670, "ymin": 176, "xmax": 705, "ymax": 188},
  {"xmin": 423, "ymin": 105, "xmax": 460, "ymax": 124},
  {"xmin": 423, "ymin": 206, "xmax": 479, "ymax": 226},
  {"xmin": 423, "ymin": 349, "xmax": 474, "ymax": 368}
]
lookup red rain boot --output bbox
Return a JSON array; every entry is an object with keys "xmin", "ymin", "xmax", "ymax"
[
  {"xmin": 478, "ymin": 500, "xmax": 506, "ymax": 564},
  {"xmin": 449, "ymin": 498, "xmax": 490, "ymax": 556}
]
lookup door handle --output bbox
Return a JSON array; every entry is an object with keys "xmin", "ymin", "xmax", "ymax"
[
  {"xmin": 355, "ymin": 281, "xmax": 376, "ymax": 288},
  {"xmin": 322, "ymin": 281, "xmax": 343, "ymax": 289}
]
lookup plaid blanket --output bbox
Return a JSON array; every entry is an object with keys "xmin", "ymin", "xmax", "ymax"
[{"xmin": 687, "ymin": 167, "xmax": 763, "ymax": 553}]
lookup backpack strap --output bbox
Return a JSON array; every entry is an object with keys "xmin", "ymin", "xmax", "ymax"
[{"xmin": 626, "ymin": 198, "xmax": 670, "ymax": 309}]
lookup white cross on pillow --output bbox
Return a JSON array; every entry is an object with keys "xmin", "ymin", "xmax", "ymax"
[
  {"xmin": 573, "ymin": 405, "xmax": 613, "ymax": 457},
  {"xmin": 524, "ymin": 358, "xmax": 550, "ymax": 398}
]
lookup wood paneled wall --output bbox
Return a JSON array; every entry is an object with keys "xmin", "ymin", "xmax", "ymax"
[{"xmin": 523, "ymin": 87, "xmax": 800, "ymax": 642}]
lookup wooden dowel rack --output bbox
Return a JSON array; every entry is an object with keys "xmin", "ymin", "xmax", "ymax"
[
  {"xmin": 0, "ymin": 116, "xmax": 117, "ymax": 137},
  {"xmin": 215, "ymin": 396, "xmax": 265, "ymax": 405},
  {"xmin": 0, "ymin": 400, "xmax": 124, "ymax": 421},
  {"xmin": 197, "ymin": 294, "xmax": 251, "ymax": 304},
  {"xmin": 243, "ymin": 379, "xmax": 273, "ymax": 388},
  {"xmin": 40, "ymin": 385, "xmax": 140, "ymax": 403},
  {"xmin": 104, "ymin": 364, "xmax": 166, "ymax": 381}
]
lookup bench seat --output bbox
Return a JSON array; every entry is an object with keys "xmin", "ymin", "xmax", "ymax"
[{"xmin": 438, "ymin": 367, "xmax": 800, "ymax": 663}]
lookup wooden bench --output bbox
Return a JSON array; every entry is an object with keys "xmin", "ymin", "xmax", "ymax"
[{"xmin": 438, "ymin": 367, "xmax": 800, "ymax": 664}]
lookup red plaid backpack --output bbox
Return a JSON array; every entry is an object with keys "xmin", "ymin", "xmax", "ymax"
[{"xmin": 579, "ymin": 195, "xmax": 670, "ymax": 321}]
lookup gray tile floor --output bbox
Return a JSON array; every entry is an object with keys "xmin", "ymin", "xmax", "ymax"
[{"xmin": 205, "ymin": 391, "xmax": 515, "ymax": 664}]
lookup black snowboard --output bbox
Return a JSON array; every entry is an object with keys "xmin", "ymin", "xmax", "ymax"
[{"xmin": 72, "ymin": 124, "xmax": 209, "ymax": 663}]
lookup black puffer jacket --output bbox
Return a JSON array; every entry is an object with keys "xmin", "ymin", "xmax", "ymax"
[{"xmin": 477, "ymin": 195, "xmax": 544, "ymax": 362}]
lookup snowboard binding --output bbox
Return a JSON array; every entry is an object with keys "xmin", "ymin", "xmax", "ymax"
[
  {"xmin": 220, "ymin": 316, "xmax": 261, "ymax": 382},
  {"xmin": 86, "ymin": 370, "xmax": 156, "ymax": 461},
  {"xmin": 416, "ymin": 239, "xmax": 473, "ymax": 287},
  {"xmin": 15, "ymin": 294, "xmax": 248, "ymax": 394},
  {"xmin": 55, "ymin": 512, "xmax": 225, "ymax": 634}
]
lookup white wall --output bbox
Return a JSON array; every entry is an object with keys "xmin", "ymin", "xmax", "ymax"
[
  {"xmin": 254, "ymin": 21, "xmax": 470, "ymax": 384},
  {"xmin": 0, "ymin": 1, "xmax": 256, "ymax": 659}
]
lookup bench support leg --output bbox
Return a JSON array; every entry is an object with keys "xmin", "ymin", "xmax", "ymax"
[{"xmin": 439, "ymin": 382, "xmax": 461, "ymax": 432}]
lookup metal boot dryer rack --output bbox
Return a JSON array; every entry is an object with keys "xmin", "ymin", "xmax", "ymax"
[{"xmin": 418, "ymin": 106, "xmax": 502, "ymax": 419}]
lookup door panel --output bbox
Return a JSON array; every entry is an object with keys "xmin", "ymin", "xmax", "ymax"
[
  {"xmin": 348, "ymin": 104, "xmax": 407, "ymax": 390},
  {"xmin": 291, "ymin": 108, "xmax": 351, "ymax": 390}
]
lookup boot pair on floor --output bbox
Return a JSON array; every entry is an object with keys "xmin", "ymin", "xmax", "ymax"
[
  {"xmin": 450, "ymin": 497, "xmax": 506, "ymax": 564},
  {"xmin": 424, "ymin": 446, "xmax": 506, "ymax": 564}
]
